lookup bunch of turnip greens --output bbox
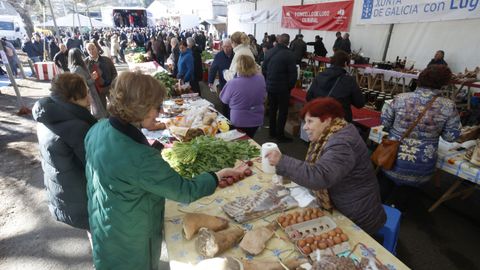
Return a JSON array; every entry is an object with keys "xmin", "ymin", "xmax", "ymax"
[{"xmin": 162, "ymin": 136, "xmax": 259, "ymax": 178}]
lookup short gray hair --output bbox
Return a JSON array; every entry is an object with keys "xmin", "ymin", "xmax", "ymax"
[
  {"xmin": 186, "ymin": 37, "xmax": 195, "ymax": 47},
  {"xmin": 222, "ymin": 38, "xmax": 231, "ymax": 46},
  {"xmin": 171, "ymin": 37, "xmax": 178, "ymax": 46}
]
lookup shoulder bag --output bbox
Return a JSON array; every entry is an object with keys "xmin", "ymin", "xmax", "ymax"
[{"xmin": 371, "ymin": 96, "xmax": 437, "ymax": 170}]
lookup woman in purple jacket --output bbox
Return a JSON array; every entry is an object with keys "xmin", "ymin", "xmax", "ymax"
[
  {"xmin": 266, "ymin": 98, "xmax": 385, "ymax": 235},
  {"xmin": 220, "ymin": 55, "xmax": 266, "ymax": 138}
]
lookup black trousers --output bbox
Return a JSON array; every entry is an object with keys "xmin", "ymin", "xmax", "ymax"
[
  {"xmin": 190, "ymin": 80, "xmax": 200, "ymax": 95},
  {"xmin": 378, "ymin": 171, "xmax": 421, "ymax": 212},
  {"xmin": 268, "ymin": 91, "xmax": 291, "ymax": 137},
  {"xmin": 236, "ymin": 126, "xmax": 259, "ymax": 139}
]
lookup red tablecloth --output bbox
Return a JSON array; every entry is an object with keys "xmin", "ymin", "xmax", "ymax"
[
  {"xmin": 313, "ymin": 56, "xmax": 331, "ymax": 63},
  {"xmin": 213, "ymin": 41, "xmax": 221, "ymax": 51},
  {"xmin": 350, "ymin": 63, "xmax": 372, "ymax": 69},
  {"xmin": 290, "ymin": 88, "xmax": 381, "ymax": 128}
]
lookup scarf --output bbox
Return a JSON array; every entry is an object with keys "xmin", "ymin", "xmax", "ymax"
[{"xmin": 305, "ymin": 117, "xmax": 348, "ymax": 212}]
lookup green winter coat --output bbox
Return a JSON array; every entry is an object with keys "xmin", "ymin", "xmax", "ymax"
[{"xmin": 85, "ymin": 120, "xmax": 217, "ymax": 270}]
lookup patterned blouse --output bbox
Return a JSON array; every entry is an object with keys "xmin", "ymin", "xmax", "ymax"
[{"xmin": 381, "ymin": 87, "xmax": 461, "ymax": 186}]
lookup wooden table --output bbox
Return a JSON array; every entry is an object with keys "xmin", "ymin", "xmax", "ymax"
[
  {"xmin": 163, "ymin": 151, "xmax": 410, "ymax": 269},
  {"xmin": 363, "ymin": 68, "xmax": 419, "ymax": 94}
]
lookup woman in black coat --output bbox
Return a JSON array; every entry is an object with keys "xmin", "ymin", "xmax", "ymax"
[
  {"xmin": 33, "ymin": 73, "xmax": 97, "ymax": 230},
  {"xmin": 306, "ymin": 50, "xmax": 365, "ymax": 122}
]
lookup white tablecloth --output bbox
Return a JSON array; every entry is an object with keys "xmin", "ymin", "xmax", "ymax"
[{"xmin": 364, "ymin": 67, "xmax": 419, "ymax": 80}]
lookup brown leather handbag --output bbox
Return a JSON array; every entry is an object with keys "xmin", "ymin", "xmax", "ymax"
[{"xmin": 371, "ymin": 96, "xmax": 437, "ymax": 170}]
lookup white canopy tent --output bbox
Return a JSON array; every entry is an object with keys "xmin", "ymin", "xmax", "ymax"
[
  {"xmin": 43, "ymin": 13, "xmax": 110, "ymax": 28},
  {"xmin": 147, "ymin": 1, "xmax": 170, "ymax": 19},
  {"xmin": 228, "ymin": 0, "xmax": 480, "ymax": 73}
]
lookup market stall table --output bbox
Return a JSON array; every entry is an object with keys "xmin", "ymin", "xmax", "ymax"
[
  {"xmin": 349, "ymin": 64, "xmax": 372, "ymax": 85},
  {"xmin": 369, "ymin": 126, "xmax": 480, "ymax": 212},
  {"xmin": 127, "ymin": 60, "xmax": 168, "ymax": 74},
  {"xmin": 163, "ymin": 150, "xmax": 410, "ymax": 269},
  {"xmin": 290, "ymin": 88, "xmax": 381, "ymax": 128},
  {"xmin": 363, "ymin": 67, "xmax": 419, "ymax": 93}
]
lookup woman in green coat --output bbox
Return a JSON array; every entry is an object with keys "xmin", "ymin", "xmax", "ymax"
[{"xmin": 85, "ymin": 71, "xmax": 244, "ymax": 270}]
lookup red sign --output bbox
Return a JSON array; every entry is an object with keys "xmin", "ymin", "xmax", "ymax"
[{"xmin": 282, "ymin": 1, "xmax": 353, "ymax": 31}]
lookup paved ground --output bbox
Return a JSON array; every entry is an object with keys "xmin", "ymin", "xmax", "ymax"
[{"xmin": 1, "ymin": 64, "xmax": 480, "ymax": 270}]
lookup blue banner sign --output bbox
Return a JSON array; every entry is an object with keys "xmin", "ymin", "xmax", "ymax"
[{"xmin": 359, "ymin": 0, "xmax": 480, "ymax": 24}]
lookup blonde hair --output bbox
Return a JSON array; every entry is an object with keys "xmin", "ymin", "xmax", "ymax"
[
  {"xmin": 85, "ymin": 42, "xmax": 96, "ymax": 50},
  {"xmin": 236, "ymin": 55, "xmax": 258, "ymax": 77},
  {"xmin": 230, "ymin": 32, "xmax": 250, "ymax": 46},
  {"xmin": 108, "ymin": 71, "xmax": 166, "ymax": 123}
]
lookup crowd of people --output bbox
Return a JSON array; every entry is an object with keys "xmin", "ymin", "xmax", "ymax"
[{"xmin": 15, "ymin": 21, "xmax": 461, "ymax": 269}]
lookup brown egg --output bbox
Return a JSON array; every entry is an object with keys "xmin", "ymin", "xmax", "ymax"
[
  {"xmin": 296, "ymin": 216, "xmax": 304, "ymax": 223},
  {"xmin": 326, "ymin": 238, "xmax": 335, "ymax": 247},
  {"xmin": 311, "ymin": 244, "xmax": 318, "ymax": 251},
  {"xmin": 281, "ymin": 221, "xmax": 289, "ymax": 228},
  {"xmin": 314, "ymin": 235, "xmax": 322, "ymax": 241},
  {"xmin": 334, "ymin": 227, "xmax": 343, "ymax": 234},
  {"xmin": 317, "ymin": 210, "xmax": 324, "ymax": 217},
  {"xmin": 292, "ymin": 211, "xmax": 300, "ymax": 218},
  {"xmin": 340, "ymin": 233, "xmax": 349, "ymax": 242},
  {"xmin": 310, "ymin": 213, "xmax": 318, "ymax": 219},
  {"xmin": 277, "ymin": 216, "xmax": 285, "ymax": 223},
  {"xmin": 286, "ymin": 214, "xmax": 293, "ymax": 220},
  {"xmin": 321, "ymin": 233, "xmax": 329, "ymax": 239},
  {"xmin": 328, "ymin": 230, "xmax": 337, "ymax": 237},
  {"xmin": 289, "ymin": 219, "xmax": 297, "ymax": 226},
  {"xmin": 298, "ymin": 239, "xmax": 306, "ymax": 248},
  {"xmin": 333, "ymin": 236, "xmax": 342, "ymax": 244},
  {"xmin": 318, "ymin": 242, "xmax": 327, "ymax": 250},
  {"xmin": 304, "ymin": 215, "xmax": 311, "ymax": 221},
  {"xmin": 302, "ymin": 246, "xmax": 312, "ymax": 255},
  {"xmin": 306, "ymin": 236, "xmax": 314, "ymax": 244}
]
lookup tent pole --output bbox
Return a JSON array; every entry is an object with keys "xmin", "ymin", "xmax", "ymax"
[
  {"xmin": 86, "ymin": 3, "xmax": 94, "ymax": 29},
  {"xmin": 299, "ymin": 0, "xmax": 303, "ymax": 35},
  {"xmin": 74, "ymin": 2, "xmax": 83, "ymax": 29},
  {"xmin": 47, "ymin": 0, "xmax": 60, "ymax": 40},
  {"xmin": 253, "ymin": 0, "xmax": 257, "ymax": 38},
  {"xmin": 382, "ymin": 24, "xmax": 394, "ymax": 61}
]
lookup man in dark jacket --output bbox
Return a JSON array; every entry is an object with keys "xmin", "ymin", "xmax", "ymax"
[
  {"xmin": 427, "ymin": 50, "xmax": 448, "ymax": 67},
  {"xmin": 53, "ymin": 44, "xmax": 69, "ymax": 72},
  {"xmin": 208, "ymin": 38, "xmax": 233, "ymax": 91},
  {"xmin": 85, "ymin": 43, "xmax": 118, "ymax": 110},
  {"xmin": 48, "ymin": 37, "xmax": 60, "ymax": 61},
  {"xmin": 195, "ymin": 31, "xmax": 207, "ymax": 51},
  {"xmin": 290, "ymin": 34, "xmax": 307, "ymax": 64},
  {"xmin": 187, "ymin": 37, "xmax": 203, "ymax": 94},
  {"xmin": 32, "ymin": 33, "xmax": 44, "ymax": 62},
  {"xmin": 262, "ymin": 33, "xmax": 298, "ymax": 142},
  {"xmin": 66, "ymin": 33, "xmax": 83, "ymax": 51},
  {"xmin": 171, "ymin": 37, "xmax": 180, "ymax": 77},
  {"xmin": 339, "ymin": 33, "xmax": 351, "ymax": 54},
  {"xmin": 306, "ymin": 50, "xmax": 365, "ymax": 122},
  {"xmin": 333, "ymin": 31, "xmax": 343, "ymax": 52},
  {"xmin": 307, "ymin": 35, "xmax": 328, "ymax": 57},
  {"xmin": 21, "ymin": 37, "xmax": 35, "ymax": 60}
]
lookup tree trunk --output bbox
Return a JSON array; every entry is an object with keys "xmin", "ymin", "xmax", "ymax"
[{"xmin": 6, "ymin": 1, "xmax": 35, "ymax": 39}]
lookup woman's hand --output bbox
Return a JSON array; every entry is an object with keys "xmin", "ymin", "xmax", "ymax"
[
  {"xmin": 91, "ymin": 71, "xmax": 98, "ymax": 80},
  {"xmin": 215, "ymin": 164, "xmax": 249, "ymax": 180},
  {"xmin": 265, "ymin": 150, "xmax": 282, "ymax": 166}
]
